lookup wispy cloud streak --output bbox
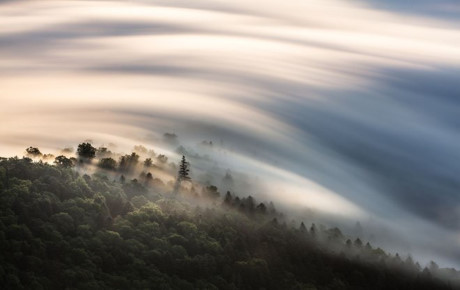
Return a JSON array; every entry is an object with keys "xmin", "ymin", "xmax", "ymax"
[{"xmin": 1, "ymin": 0, "xmax": 460, "ymax": 267}]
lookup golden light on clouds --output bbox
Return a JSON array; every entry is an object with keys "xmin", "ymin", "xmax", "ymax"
[{"xmin": 2, "ymin": 0, "xmax": 460, "ymax": 266}]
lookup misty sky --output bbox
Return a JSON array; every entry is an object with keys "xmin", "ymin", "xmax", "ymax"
[{"xmin": 1, "ymin": 0, "xmax": 460, "ymax": 267}]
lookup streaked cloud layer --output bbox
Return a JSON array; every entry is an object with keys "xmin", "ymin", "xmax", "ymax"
[{"xmin": 1, "ymin": 0, "xmax": 460, "ymax": 266}]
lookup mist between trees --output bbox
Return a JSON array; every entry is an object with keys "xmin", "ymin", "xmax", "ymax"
[{"xmin": 0, "ymin": 142, "xmax": 459, "ymax": 289}]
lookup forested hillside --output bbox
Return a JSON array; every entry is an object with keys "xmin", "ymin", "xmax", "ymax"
[{"xmin": 0, "ymin": 152, "xmax": 459, "ymax": 289}]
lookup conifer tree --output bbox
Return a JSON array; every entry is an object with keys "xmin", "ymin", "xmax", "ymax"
[
  {"xmin": 310, "ymin": 223, "xmax": 317, "ymax": 237},
  {"xmin": 300, "ymin": 222, "xmax": 307, "ymax": 232},
  {"xmin": 178, "ymin": 155, "xmax": 190, "ymax": 181},
  {"xmin": 223, "ymin": 191, "xmax": 233, "ymax": 206},
  {"xmin": 173, "ymin": 155, "xmax": 190, "ymax": 194}
]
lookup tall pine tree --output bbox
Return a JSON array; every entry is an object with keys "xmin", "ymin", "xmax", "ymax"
[{"xmin": 173, "ymin": 155, "xmax": 190, "ymax": 194}]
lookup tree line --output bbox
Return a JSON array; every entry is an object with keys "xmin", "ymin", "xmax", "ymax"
[{"xmin": 0, "ymin": 144, "xmax": 458, "ymax": 289}]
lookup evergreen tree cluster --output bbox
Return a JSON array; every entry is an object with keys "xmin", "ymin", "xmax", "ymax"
[{"xmin": 0, "ymin": 156, "xmax": 459, "ymax": 289}]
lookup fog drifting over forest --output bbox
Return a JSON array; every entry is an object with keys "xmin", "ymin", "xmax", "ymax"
[{"xmin": 1, "ymin": 0, "xmax": 460, "ymax": 267}]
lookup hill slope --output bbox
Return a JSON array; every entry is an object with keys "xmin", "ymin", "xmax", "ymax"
[{"xmin": 0, "ymin": 157, "xmax": 458, "ymax": 289}]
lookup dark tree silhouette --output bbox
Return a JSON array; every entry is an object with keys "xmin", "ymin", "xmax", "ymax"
[
  {"xmin": 256, "ymin": 203, "xmax": 267, "ymax": 214},
  {"xmin": 118, "ymin": 153, "xmax": 139, "ymax": 172},
  {"xmin": 77, "ymin": 142, "xmax": 96, "ymax": 160},
  {"xmin": 173, "ymin": 155, "xmax": 190, "ymax": 194},
  {"xmin": 96, "ymin": 147, "xmax": 111, "ymax": 158},
  {"xmin": 98, "ymin": 158, "xmax": 117, "ymax": 170},
  {"xmin": 223, "ymin": 191, "xmax": 233, "ymax": 207},
  {"xmin": 144, "ymin": 158, "xmax": 153, "ymax": 167},
  {"xmin": 346, "ymin": 239, "xmax": 352, "ymax": 248},
  {"xmin": 157, "ymin": 154, "xmax": 168, "ymax": 164},
  {"xmin": 25, "ymin": 147, "xmax": 42, "ymax": 157},
  {"xmin": 54, "ymin": 155, "xmax": 74, "ymax": 168},
  {"xmin": 300, "ymin": 222, "xmax": 307, "ymax": 232},
  {"xmin": 233, "ymin": 196, "xmax": 241, "ymax": 207},
  {"xmin": 310, "ymin": 223, "xmax": 317, "ymax": 237},
  {"xmin": 178, "ymin": 155, "xmax": 190, "ymax": 181},
  {"xmin": 204, "ymin": 185, "xmax": 220, "ymax": 199},
  {"xmin": 365, "ymin": 242, "xmax": 373, "ymax": 251},
  {"xmin": 145, "ymin": 172, "xmax": 153, "ymax": 186},
  {"xmin": 239, "ymin": 196, "xmax": 255, "ymax": 213}
]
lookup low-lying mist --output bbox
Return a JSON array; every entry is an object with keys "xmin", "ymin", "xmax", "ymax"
[
  {"xmin": 14, "ymin": 137, "xmax": 460, "ymax": 272},
  {"xmin": 1, "ymin": 0, "xmax": 460, "ymax": 269}
]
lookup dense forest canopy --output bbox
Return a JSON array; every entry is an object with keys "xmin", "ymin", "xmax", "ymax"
[
  {"xmin": 2, "ymin": 1, "xmax": 460, "ymax": 288},
  {"xmin": 0, "ymin": 143, "xmax": 459, "ymax": 289}
]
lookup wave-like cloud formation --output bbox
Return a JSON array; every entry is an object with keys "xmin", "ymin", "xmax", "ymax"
[{"xmin": 1, "ymin": 0, "xmax": 460, "ymax": 266}]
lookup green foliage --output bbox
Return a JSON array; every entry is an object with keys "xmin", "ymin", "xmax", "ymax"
[
  {"xmin": 119, "ymin": 153, "xmax": 139, "ymax": 173},
  {"xmin": 0, "ymin": 157, "xmax": 458, "ymax": 290},
  {"xmin": 123, "ymin": 179, "xmax": 147, "ymax": 199},
  {"xmin": 54, "ymin": 155, "xmax": 74, "ymax": 168},
  {"xmin": 77, "ymin": 142, "xmax": 96, "ymax": 160},
  {"xmin": 98, "ymin": 157, "xmax": 117, "ymax": 170}
]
